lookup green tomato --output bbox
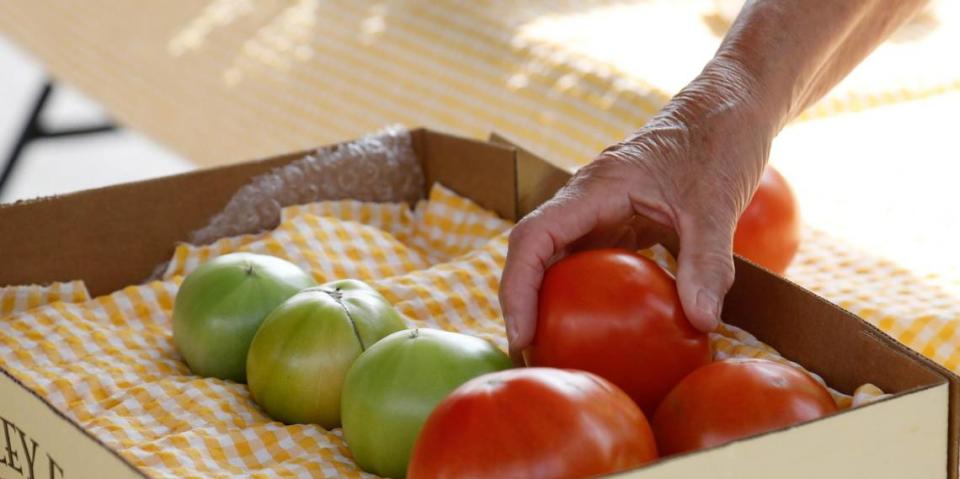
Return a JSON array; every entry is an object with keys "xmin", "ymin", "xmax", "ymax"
[
  {"xmin": 341, "ymin": 328, "xmax": 512, "ymax": 478},
  {"xmin": 172, "ymin": 253, "xmax": 315, "ymax": 382},
  {"xmin": 246, "ymin": 279, "xmax": 406, "ymax": 428}
]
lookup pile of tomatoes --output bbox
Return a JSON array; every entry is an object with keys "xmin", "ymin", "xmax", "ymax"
[
  {"xmin": 172, "ymin": 254, "xmax": 514, "ymax": 478},
  {"xmin": 410, "ymin": 248, "xmax": 835, "ymax": 478},
  {"xmin": 409, "ymin": 167, "xmax": 823, "ymax": 478}
]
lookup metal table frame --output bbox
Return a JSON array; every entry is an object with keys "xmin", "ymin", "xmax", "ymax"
[{"xmin": 0, "ymin": 80, "xmax": 117, "ymax": 194}]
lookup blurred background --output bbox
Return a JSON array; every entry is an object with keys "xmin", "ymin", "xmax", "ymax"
[
  {"xmin": 0, "ymin": 36, "xmax": 191, "ymax": 203},
  {"xmin": 1, "ymin": 1, "xmax": 959, "ymax": 363}
]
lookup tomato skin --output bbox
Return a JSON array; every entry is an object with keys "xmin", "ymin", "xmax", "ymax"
[
  {"xmin": 172, "ymin": 253, "xmax": 316, "ymax": 382},
  {"xmin": 341, "ymin": 328, "xmax": 512, "ymax": 479},
  {"xmin": 734, "ymin": 166, "xmax": 801, "ymax": 274},
  {"xmin": 408, "ymin": 368, "xmax": 658, "ymax": 479},
  {"xmin": 246, "ymin": 279, "xmax": 406, "ymax": 427},
  {"xmin": 528, "ymin": 249, "xmax": 711, "ymax": 415},
  {"xmin": 652, "ymin": 358, "xmax": 838, "ymax": 455}
]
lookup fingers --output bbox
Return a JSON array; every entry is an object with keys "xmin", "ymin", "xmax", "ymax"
[
  {"xmin": 674, "ymin": 211, "xmax": 737, "ymax": 333},
  {"xmin": 570, "ymin": 214, "xmax": 674, "ymax": 253},
  {"xmin": 500, "ymin": 197, "xmax": 589, "ymax": 356},
  {"xmin": 500, "ymin": 177, "xmax": 631, "ymax": 356}
]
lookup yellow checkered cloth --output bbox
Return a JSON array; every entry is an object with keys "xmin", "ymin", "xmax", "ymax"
[
  {"xmin": 0, "ymin": 280, "xmax": 90, "ymax": 317},
  {"xmin": 2, "ymin": 183, "xmax": 886, "ymax": 477}
]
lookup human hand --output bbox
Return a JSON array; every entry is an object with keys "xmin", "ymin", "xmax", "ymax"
[{"xmin": 499, "ymin": 61, "xmax": 778, "ymax": 360}]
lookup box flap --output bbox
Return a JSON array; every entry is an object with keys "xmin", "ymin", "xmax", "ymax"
[
  {"xmin": 414, "ymin": 129, "xmax": 518, "ymax": 221},
  {"xmin": 489, "ymin": 132, "xmax": 572, "ymax": 220}
]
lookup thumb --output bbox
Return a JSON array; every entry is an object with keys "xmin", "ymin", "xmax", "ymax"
[{"xmin": 674, "ymin": 212, "xmax": 737, "ymax": 332}]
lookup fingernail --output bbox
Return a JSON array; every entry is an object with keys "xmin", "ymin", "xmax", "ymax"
[{"xmin": 695, "ymin": 289, "xmax": 721, "ymax": 330}]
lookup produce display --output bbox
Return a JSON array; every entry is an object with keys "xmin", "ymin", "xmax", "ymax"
[
  {"xmin": 163, "ymin": 170, "xmax": 831, "ymax": 479},
  {"xmin": 246, "ymin": 279, "xmax": 406, "ymax": 427},
  {"xmin": 527, "ymin": 248, "xmax": 712, "ymax": 415},
  {"xmin": 407, "ymin": 368, "xmax": 658, "ymax": 479},
  {"xmin": 4, "ymin": 179, "xmax": 869, "ymax": 479},
  {"xmin": 167, "ymin": 245, "xmax": 841, "ymax": 478},
  {"xmin": 652, "ymin": 357, "xmax": 838, "ymax": 455},
  {"xmin": 733, "ymin": 166, "xmax": 801, "ymax": 274},
  {"xmin": 172, "ymin": 252, "xmax": 316, "ymax": 382},
  {"xmin": 341, "ymin": 328, "xmax": 512, "ymax": 478}
]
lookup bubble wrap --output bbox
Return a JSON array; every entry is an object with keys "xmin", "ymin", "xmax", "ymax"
[{"xmin": 189, "ymin": 125, "xmax": 424, "ymax": 246}]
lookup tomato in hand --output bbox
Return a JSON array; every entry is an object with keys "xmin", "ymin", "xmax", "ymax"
[
  {"xmin": 733, "ymin": 166, "xmax": 801, "ymax": 274},
  {"xmin": 407, "ymin": 368, "xmax": 657, "ymax": 479},
  {"xmin": 527, "ymin": 248, "xmax": 711, "ymax": 415},
  {"xmin": 652, "ymin": 357, "xmax": 837, "ymax": 455}
]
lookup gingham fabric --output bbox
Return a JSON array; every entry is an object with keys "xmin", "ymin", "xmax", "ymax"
[
  {"xmin": 1, "ymin": 183, "xmax": 887, "ymax": 477},
  {"xmin": 788, "ymin": 227, "xmax": 960, "ymax": 373},
  {"xmin": 0, "ymin": 280, "xmax": 90, "ymax": 317}
]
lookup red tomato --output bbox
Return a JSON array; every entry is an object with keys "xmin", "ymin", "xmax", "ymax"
[
  {"xmin": 734, "ymin": 166, "xmax": 801, "ymax": 274},
  {"xmin": 527, "ymin": 249, "xmax": 711, "ymax": 415},
  {"xmin": 407, "ymin": 368, "xmax": 657, "ymax": 479},
  {"xmin": 652, "ymin": 358, "xmax": 838, "ymax": 455}
]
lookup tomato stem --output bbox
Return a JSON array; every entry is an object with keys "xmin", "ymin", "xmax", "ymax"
[{"xmin": 243, "ymin": 262, "xmax": 256, "ymax": 276}]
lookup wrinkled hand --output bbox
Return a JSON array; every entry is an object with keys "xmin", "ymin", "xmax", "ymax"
[{"xmin": 500, "ymin": 62, "xmax": 777, "ymax": 360}]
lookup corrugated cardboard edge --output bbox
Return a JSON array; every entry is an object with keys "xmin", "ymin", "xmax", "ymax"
[
  {"xmin": 490, "ymin": 130, "xmax": 960, "ymax": 478},
  {"xmin": 611, "ymin": 383, "xmax": 948, "ymax": 478},
  {"xmin": 728, "ymin": 262, "xmax": 960, "ymax": 477},
  {"xmin": 412, "ymin": 128, "xmax": 518, "ymax": 222},
  {"xmin": 0, "ymin": 150, "xmax": 312, "ymax": 296},
  {"xmin": 0, "ymin": 366, "xmax": 147, "ymax": 477},
  {"xmin": 0, "ymin": 128, "xmax": 521, "ymax": 295}
]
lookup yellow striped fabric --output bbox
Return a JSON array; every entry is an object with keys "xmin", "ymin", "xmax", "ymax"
[
  {"xmin": 1, "ymin": 1, "xmax": 957, "ymax": 170},
  {"xmin": 0, "ymin": 183, "xmax": 881, "ymax": 477}
]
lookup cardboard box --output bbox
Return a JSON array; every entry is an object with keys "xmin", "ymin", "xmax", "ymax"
[{"xmin": 1, "ymin": 128, "xmax": 957, "ymax": 478}]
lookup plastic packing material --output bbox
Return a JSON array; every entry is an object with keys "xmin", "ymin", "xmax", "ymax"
[{"xmin": 189, "ymin": 125, "xmax": 424, "ymax": 246}]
